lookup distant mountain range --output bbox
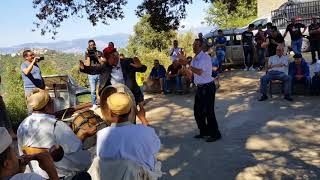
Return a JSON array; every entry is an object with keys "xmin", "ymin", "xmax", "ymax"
[
  {"xmin": 0, "ymin": 33, "xmax": 130, "ymax": 54},
  {"xmin": 0, "ymin": 26, "xmax": 213, "ymax": 54}
]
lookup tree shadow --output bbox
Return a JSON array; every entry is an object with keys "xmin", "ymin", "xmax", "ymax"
[{"xmin": 143, "ymin": 69, "xmax": 320, "ymax": 180}]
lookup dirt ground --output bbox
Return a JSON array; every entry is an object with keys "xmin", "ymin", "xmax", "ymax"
[{"xmin": 144, "ymin": 68, "xmax": 320, "ymax": 180}]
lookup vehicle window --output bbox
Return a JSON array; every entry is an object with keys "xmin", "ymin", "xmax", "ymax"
[{"xmin": 233, "ymin": 35, "xmax": 242, "ymax": 45}]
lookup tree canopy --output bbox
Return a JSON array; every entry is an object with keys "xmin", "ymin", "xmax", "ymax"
[{"xmin": 32, "ymin": 0, "xmax": 221, "ymax": 38}]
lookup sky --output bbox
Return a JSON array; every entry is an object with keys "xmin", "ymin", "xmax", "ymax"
[{"xmin": 0, "ymin": 1, "xmax": 211, "ymax": 47}]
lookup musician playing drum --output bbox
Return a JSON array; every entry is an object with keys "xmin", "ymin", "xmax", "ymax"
[{"xmin": 17, "ymin": 89, "xmax": 93, "ymax": 180}]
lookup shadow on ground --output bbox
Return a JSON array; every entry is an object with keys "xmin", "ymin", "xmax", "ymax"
[{"xmin": 144, "ymin": 69, "xmax": 320, "ymax": 180}]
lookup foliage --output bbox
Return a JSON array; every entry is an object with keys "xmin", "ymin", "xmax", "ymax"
[
  {"xmin": 128, "ymin": 15, "xmax": 177, "ymax": 52},
  {"xmin": 0, "ymin": 52, "xmax": 88, "ymax": 126},
  {"xmin": 32, "ymin": 0, "xmax": 214, "ymax": 38},
  {"xmin": 205, "ymin": 0, "xmax": 257, "ymax": 29}
]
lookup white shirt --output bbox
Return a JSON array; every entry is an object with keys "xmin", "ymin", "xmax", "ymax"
[
  {"xmin": 268, "ymin": 55, "xmax": 288, "ymax": 73},
  {"xmin": 96, "ymin": 122, "xmax": 161, "ymax": 171},
  {"xmin": 17, "ymin": 113, "xmax": 91, "ymax": 179},
  {"xmin": 191, "ymin": 51, "xmax": 214, "ymax": 85},
  {"xmin": 111, "ymin": 60, "xmax": 125, "ymax": 85},
  {"xmin": 169, "ymin": 47, "xmax": 181, "ymax": 61},
  {"xmin": 9, "ymin": 173, "xmax": 44, "ymax": 180}
]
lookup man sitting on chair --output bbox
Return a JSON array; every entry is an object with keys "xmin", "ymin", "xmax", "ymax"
[
  {"xmin": 258, "ymin": 46, "xmax": 293, "ymax": 101},
  {"xmin": 288, "ymin": 54, "xmax": 311, "ymax": 91},
  {"xmin": 17, "ymin": 89, "xmax": 93, "ymax": 179}
]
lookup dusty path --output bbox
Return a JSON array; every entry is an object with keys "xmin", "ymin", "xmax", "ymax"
[{"xmin": 145, "ymin": 70, "xmax": 320, "ymax": 180}]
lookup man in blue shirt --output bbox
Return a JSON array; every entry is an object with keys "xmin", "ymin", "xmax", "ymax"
[
  {"xmin": 215, "ymin": 29, "xmax": 227, "ymax": 71},
  {"xmin": 288, "ymin": 54, "xmax": 311, "ymax": 90},
  {"xmin": 20, "ymin": 50, "xmax": 45, "ymax": 113},
  {"xmin": 149, "ymin": 59, "xmax": 166, "ymax": 93}
]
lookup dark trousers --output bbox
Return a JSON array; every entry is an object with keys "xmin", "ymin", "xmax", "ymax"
[
  {"xmin": 310, "ymin": 40, "xmax": 320, "ymax": 63},
  {"xmin": 243, "ymin": 46, "xmax": 254, "ymax": 68},
  {"xmin": 312, "ymin": 75, "xmax": 320, "ymax": 93},
  {"xmin": 194, "ymin": 82, "xmax": 220, "ymax": 137},
  {"xmin": 0, "ymin": 96, "xmax": 12, "ymax": 131}
]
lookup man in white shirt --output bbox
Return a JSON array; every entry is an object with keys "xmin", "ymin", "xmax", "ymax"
[
  {"xmin": 96, "ymin": 92, "xmax": 161, "ymax": 171},
  {"xmin": 0, "ymin": 127, "xmax": 59, "ymax": 180},
  {"xmin": 259, "ymin": 46, "xmax": 293, "ymax": 101},
  {"xmin": 17, "ymin": 89, "xmax": 93, "ymax": 179},
  {"xmin": 177, "ymin": 39, "xmax": 221, "ymax": 142},
  {"xmin": 169, "ymin": 40, "xmax": 182, "ymax": 62}
]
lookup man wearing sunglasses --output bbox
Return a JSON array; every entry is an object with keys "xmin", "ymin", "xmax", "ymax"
[{"xmin": 79, "ymin": 46, "xmax": 149, "ymax": 125}]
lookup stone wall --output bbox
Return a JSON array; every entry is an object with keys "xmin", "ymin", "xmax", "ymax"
[{"xmin": 257, "ymin": 0, "xmax": 287, "ymax": 17}]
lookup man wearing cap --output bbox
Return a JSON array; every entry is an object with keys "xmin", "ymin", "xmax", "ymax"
[
  {"xmin": 96, "ymin": 92, "xmax": 160, "ymax": 171},
  {"xmin": 79, "ymin": 46, "xmax": 149, "ymax": 125},
  {"xmin": 259, "ymin": 46, "xmax": 293, "ymax": 101},
  {"xmin": 0, "ymin": 127, "xmax": 59, "ymax": 180},
  {"xmin": 288, "ymin": 54, "xmax": 311, "ymax": 90},
  {"xmin": 17, "ymin": 89, "xmax": 92, "ymax": 179}
]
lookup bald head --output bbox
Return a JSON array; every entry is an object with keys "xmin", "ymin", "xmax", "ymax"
[{"xmin": 276, "ymin": 45, "xmax": 284, "ymax": 56}]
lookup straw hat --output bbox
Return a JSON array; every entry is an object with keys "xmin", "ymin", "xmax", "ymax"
[
  {"xmin": 107, "ymin": 92, "xmax": 132, "ymax": 116},
  {"xmin": 27, "ymin": 89, "xmax": 50, "ymax": 111}
]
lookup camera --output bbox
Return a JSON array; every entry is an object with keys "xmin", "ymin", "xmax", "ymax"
[{"xmin": 36, "ymin": 56, "xmax": 45, "ymax": 62}]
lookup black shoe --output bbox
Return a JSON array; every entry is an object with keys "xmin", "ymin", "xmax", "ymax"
[
  {"xmin": 206, "ymin": 134, "xmax": 222, "ymax": 142},
  {"xmin": 284, "ymin": 96, "xmax": 293, "ymax": 101},
  {"xmin": 194, "ymin": 134, "xmax": 205, "ymax": 139},
  {"xmin": 258, "ymin": 95, "xmax": 268, "ymax": 101}
]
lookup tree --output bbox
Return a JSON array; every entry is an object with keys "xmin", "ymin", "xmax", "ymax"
[
  {"xmin": 127, "ymin": 15, "xmax": 177, "ymax": 53},
  {"xmin": 32, "ymin": 0, "xmax": 216, "ymax": 38},
  {"xmin": 205, "ymin": 0, "xmax": 257, "ymax": 29}
]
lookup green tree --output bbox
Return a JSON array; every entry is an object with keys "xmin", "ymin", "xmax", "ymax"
[
  {"xmin": 128, "ymin": 15, "xmax": 177, "ymax": 52},
  {"xmin": 205, "ymin": 0, "xmax": 257, "ymax": 29}
]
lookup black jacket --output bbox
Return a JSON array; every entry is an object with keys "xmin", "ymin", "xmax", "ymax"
[{"xmin": 80, "ymin": 58, "xmax": 147, "ymax": 103}]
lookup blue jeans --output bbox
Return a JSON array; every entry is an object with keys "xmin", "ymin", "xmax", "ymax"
[
  {"xmin": 88, "ymin": 75, "xmax": 100, "ymax": 105},
  {"xmin": 291, "ymin": 38, "xmax": 303, "ymax": 55},
  {"xmin": 216, "ymin": 50, "xmax": 225, "ymax": 68},
  {"xmin": 257, "ymin": 48, "xmax": 266, "ymax": 68},
  {"xmin": 260, "ymin": 71, "xmax": 292, "ymax": 96},
  {"xmin": 164, "ymin": 76, "xmax": 182, "ymax": 92}
]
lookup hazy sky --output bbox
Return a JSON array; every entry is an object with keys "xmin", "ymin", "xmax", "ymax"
[{"xmin": 0, "ymin": 1, "xmax": 210, "ymax": 47}]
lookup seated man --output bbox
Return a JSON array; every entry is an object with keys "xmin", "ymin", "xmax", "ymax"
[
  {"xmin": 288, "ymin": 54, "xmax": 311, "ymax": 91},
  {"xmin": 149, "ymin": 59, "xmax": 166, "ymax": 93},
  {"xmin": 164, "ymin": 60, "xmax": 183, "ymax": 93},
  {"xmin": 311, "ymin": 60, "xmax": 320, "ymax": 94},
  {"xmin": 259, "ymin": 46, "xmax": 293, "ymax": 101},
  {"xmin": 17, "ymin": 89, "xmax": 93, "ymax": 179},
  {"xmin": 97, "ymin": 92, "xmax": 161, "ymax": 172},
  {"xmin": 0, "ymin": 127, "xmax": 59, "ymax": 180}
]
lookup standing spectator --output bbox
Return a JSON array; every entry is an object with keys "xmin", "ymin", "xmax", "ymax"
[
  {"xmin": 198, "ymin": 32, "xmax": 208, "ymax": 52},
  {"xmin": 164, "ymin": 60, "xmax": 183, "ymax": 94},
  {"xmin": 283, "ymin": 17, "xmax": 307, "ymax": 55},
  {"xmin": 211, "ymin": 57, "xmax": 220, "ymax": 79},
  {"xmin": 311, "ymin": 60, "xmax": 320, "ymax": 94},
  {"xmin": 0, "ymin": 76, "xmax": 16, "ymax": 138},
  {"xmin": 21, "ymin": 50, "xmax": 45, "ymax": 114},
  {"xmin": 242, "ymin": 24, "xmax": 255, "ymax": 71},
  {"xmin": 264, "ymin": 22, "xmax": 273, "ymax": 38},
  {"xmin": 288, "ymin": 54, "xmax": 311, "ymax": 90},
  {"xmin": 149, "ymin": 60, "xmax": 167, "ymax": 93},
  {"xmin": 169, "ymin": 40, "xmax": 182, "ymax": 62},
  {"xmin": 264, "ymin": 26, "xmax": 285, "ymax": 57},
  {"xmin": 309, "ymin": 16, "xmax": 320, "ymax": 64},
  {"xmin": 177, "ymin": 39, "xmax": 221, "ymax": 142},
  {"xmin": 85, "ymin": 40, "xmax": 103, "ymax": 110},
  {"xmin": 258, "ymin": 46, "xmax": 292, "ymax": 101},
  {"xmin": 255, "ymin": 24, "xmax": 267, "ymax": 70},
  {"xmin": 215, "ymin": 29, "xmax": 227, "ymax": 71}
]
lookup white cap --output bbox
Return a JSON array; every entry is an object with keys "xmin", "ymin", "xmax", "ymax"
[{"xmin": 0, "ymin": 127, "xmax": 12, "ymax": 153}]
